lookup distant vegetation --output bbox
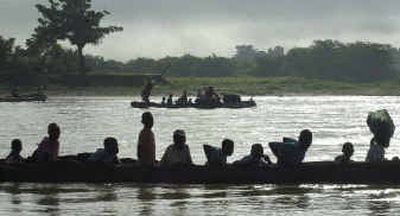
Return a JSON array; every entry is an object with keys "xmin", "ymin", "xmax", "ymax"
[
  {"xmin": 2, "ymin": 36, "xmax": 400, "ymax": 85},
  {"xmin": 1, "ymin": 0, "xmax": 400, "ymax": 88}
]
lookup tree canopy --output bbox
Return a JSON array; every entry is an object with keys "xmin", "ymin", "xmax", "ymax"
[{"xmin": 28, "ymin": 0, "xmax": 123, "ymax": 74}]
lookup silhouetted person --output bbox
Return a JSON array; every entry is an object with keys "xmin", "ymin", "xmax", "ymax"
[
  {"xmin": 31, "ymin": 123, "xmax": 61, "ymax": 162},
  {"xmin": 11, "ymin": 86, "xmax": 19, "ymax": 97},
  {"xmin": 6, "ymin": 139, "xmax": 23, "ymax": 164},
  {"xmin": 137, "ymin": 112, "xmax": 156, "ymax": 166},
  {"xmin": 36, "ymin": 85, "xmax": 45, "ymax": 96},
  {"xmin": 335, "ymin": 142, "xmax": 354, "ymax": 163},
  {"xmin": 141, "ymin": 79, "xmax": 153, "ymax": 103},
  {"xmin": 167, "ymin": 94, "xmax": 173, "ymax": 105},
  {"xmin": 177, "ymin": 90, "xmax": 188, "ymax": 105},
  {"xmin": 203, "ymin": 139, "xmax": 234, "ymax": 166},
  {"xmin": 366, "ymin": 137, "xmax": 385, "ymax": 163},
  {"xmin": 269, "ymin": 129, "xmax": 313, "ymax": 167},
  {"xmin": 160, "ymin": 130, "xmax": 192, "ymax": 167},
  {"xmin": 161, "ymin": 97, "xmax": 166, "ymax": 105},
  {"xmin": 234, "ymin": 143, "xmax": 271, "ymax": 166},
  {"xmin": 89, "ymin": 137, "xmax": 120, "ymax": 163},
  {"xmin": 195, "ymin": 89, "xmax": 203, "ymax": 104},
  {"xmin": 366, "ymin": 110, "xmax": 394, "ymax": 163}
]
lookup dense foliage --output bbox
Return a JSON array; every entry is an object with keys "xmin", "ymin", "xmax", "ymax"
[
  {"xmin": 2, "ymin": 34, "xmax": 399, "ymax": 84},
  {"xmin": 85, "ymin": 40, "xmax": 399, "ymax": 82},
  {"xmin": 28, "ymin": 0, "xmax": 123, "ymax": 74}
]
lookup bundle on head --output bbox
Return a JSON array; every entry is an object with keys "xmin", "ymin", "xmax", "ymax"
[{"xmin": 367, "ymin": 109, "xmax": 395, "ymax": 147}]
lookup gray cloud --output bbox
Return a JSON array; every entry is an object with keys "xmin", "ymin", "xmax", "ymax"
[{"xmin": 2, "ymin": 0, "xmax": 400, "ymax": 61}]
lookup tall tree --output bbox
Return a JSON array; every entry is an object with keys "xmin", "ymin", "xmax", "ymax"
[
  {"xmin": 30, "ymin": 0, "xmax": 123, "ymax": 75},
  {"xmin": 0, "ymin": 36, "xmax": 15, "ymax": 72}
]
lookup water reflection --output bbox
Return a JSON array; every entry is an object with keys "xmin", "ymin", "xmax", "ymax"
[
  {"xmin": 34, "ymin": 185, "xmax": 61, "ymax": 216},
  {"xmin": 137, "ymin": 186, "xmax": 156, "ymax": 216},
  {"xmin": 93, "ymin": 184, "xmax": 118, "ymax": 202},
  {"xmin": 367, "ymin": 199, "xmax": 391, "ymax": 216}
]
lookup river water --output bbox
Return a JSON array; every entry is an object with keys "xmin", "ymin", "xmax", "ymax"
[{"xmin": 1, "ymin": 96, "xmax": 400, "ymax": 215}]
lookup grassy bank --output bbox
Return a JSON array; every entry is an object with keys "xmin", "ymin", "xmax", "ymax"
[{"xmin": 1, "ymin": 77, "xmax": 399, "ymax": 96}]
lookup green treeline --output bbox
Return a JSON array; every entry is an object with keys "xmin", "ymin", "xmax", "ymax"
[{"xmin": 2, "ymin": 36, "xmax": 400, "ymax": 83}]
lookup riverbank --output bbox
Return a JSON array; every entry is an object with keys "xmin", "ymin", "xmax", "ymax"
[{"xmin": 1, "ymin": 77, "xmax": 399, "ymax": 96}]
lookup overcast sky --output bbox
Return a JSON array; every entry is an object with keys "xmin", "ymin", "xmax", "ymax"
[{"xmin": 1, "ymin": 0, "xmax": 400, "ymax": 61}]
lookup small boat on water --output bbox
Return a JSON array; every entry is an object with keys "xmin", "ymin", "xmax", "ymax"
[
  {"xmin": 1, "ymin": 156, "xmax": 400, "ymax": 184},
  {"xmin": 0, "ymin": 94, "xmax": 47, "ymax": 102},
  {"xmin": 131, "ymin": 100, "xmax": 256, "ymax": 109}
]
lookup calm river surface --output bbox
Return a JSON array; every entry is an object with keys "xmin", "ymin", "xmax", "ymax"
[{"xmin": 1, "ymin": 96, "xmax": 400, "ymax": 215}]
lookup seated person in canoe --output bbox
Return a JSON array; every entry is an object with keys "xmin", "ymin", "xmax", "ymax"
[
  {"xmin": 88, "ymin": 137, "xmax": 120, "ymax": 164},
  {"xmin": 30, "ymin": 123, "xmax": 61, "ymax": 162},
  {"xmin": 334, "ymin": 142, "xmax": 354, "ymax": 164},
  {"xmin": 234, "ymin": 143, "xmax": 271, "ymax": 166},
  {"xmin": 203, "ymin": 138, "xmax": 234, "ymax": 166},
  {"xmin": 269, "ymin": 129, "xmax": 313, "ymax": 167},
  {"xmin": 5, "ymin": 139, "xmax": 24, "ymax": 164},
  {"xmin": 160, "ymin": 130, "xmax": 193, "ymax": 167}
]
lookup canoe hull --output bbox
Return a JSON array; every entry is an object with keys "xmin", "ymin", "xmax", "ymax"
[
  {"xmin": 130, "ymin": 101, "xmax": 256, "ymax": 109},
  {"xmin": 1, "ymin": 161, "xmax": 400, "ymax": 184}
]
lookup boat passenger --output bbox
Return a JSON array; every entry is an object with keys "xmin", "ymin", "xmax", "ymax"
[
  {"xmin": 31, "ymin": 123, "xmax": 61, "ymax": 162},
  {"xmin": 11, "ymin": 86, "xmax": 19, "ymax": 98},
  {"xmin": 161, "ymin": 97, "xmax": 166, "ymax": 105},
  {"xmin": 269, "ymin": 129, "xmax": 313, "ymax": 167},
  {"xmin": 141, "ymin": 79, "xmax": 153, "ymax": 104},
  {"xmin": 36, "ymin": 85, "xmax": 45, "ymax": 96},
  {"xmin": 195, "ymin": 89, "xmax": 203, "ymax": 104},
  {"xmin": 177, "ymin": 90, "xmax": 188, "ymax": 105},
  {"xmin": 365, "ymin": 110, "xmax": 394, "ymax": 163},
  {"xmin": 88, "ymin": 137, "xmax": 120, "ymax": 163},
  {"xmin": 137, "ymin": 112, "xmax": 156, "ymax": 166},
  {"xmin": 366, "ymin": 138, "xmax": 385, "ymax": 163},
  {"xmin": 5, "ymin": 139, "xmax": 24, "ymax": 164},
  {"xmin": 334, "ymin": 142, "xmax": 354, "ymax": 163},
  {"xmin": 167, "ymin": 94, "xmax": 173, "ymax": 105},
  {"xmin": 160, "ymin": 130, "xmax": 193, "ymax": 167},
  {"xmin": 203, "ymin": 139, "xmax": 234, "ymax": 166},
  {"xmin": 233, "ymin": 144, "xmax": 271, "ymax": 166}
]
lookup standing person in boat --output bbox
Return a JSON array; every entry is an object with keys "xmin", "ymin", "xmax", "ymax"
[
  {"xmin": 31, "ymin": 123, "xmax": 61, "ymax": 162},
  {"xmin": 366, "ymin": 138, "xmax": 386, "ymax": 163},
  {"xmin": 269, "ymin": 129, "xmax": 313, "ymax": 167},
  {"xmin": 167, "ymin": 94, "xmax": 173, "ymax": 105},
  {"xmin": 11, "ymin": 86, "xmax": 20, "ymax": 98},
  {"xmin": 365, "ymin": 109, "xmax": 395, "ymax": 163},
  {"xmin": 160, "ymin": 130, "xmax": 193, "ymax": 167},
  {"xmin": 334, "ymin": 142, "xmax": 354, "ymax": 163},
  {"xmin": 5, "ymin": 139, "xmax": 24, "ymax": 164},
  {"xmin": 88, "ymin": 137, "xmax": 120, "ymax": 163},
  {"xmin": 141, "ymin": 78, "xmax": 153, "ymax": 104},
  {"xmin": 137, "ymin": 112, "xmax": 156, "ymax": 166},
  {"xmin": 233, "ymin": 143, "xmax": 271, "ymax": 166},
  {"xmin": 177, "ymin": 90, "xmax": 188, "ymax": 105},
  {"xmin": 195, "ymin": 89, "xmax": 203, "ymax": 104},
  {"xmin": 203, "ymin": 139, "xmax": 234, "ymax": 166}
]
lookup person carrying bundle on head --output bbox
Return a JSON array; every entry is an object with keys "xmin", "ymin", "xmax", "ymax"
[{"xmin": 365, "ymin": 109, "xmax": 395, "ymax": 163}]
